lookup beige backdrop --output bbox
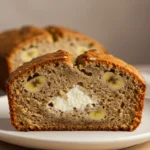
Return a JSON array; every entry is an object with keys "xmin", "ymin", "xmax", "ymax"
[{"xmin": 0, "ymin": 0, "xmax": 149, "ymax": 64}]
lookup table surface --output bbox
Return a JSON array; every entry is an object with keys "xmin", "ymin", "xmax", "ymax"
[{"xmin": 0, "ymin": 65, "xmax": 150, "ymax": 150}]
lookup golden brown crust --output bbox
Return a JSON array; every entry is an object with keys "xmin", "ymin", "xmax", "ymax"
[
  {"xmin": 45, "ymin": 25, "xmax": 106, "ymax": 53},
  {"xmin": 10, "ymin": 123, "xmax": 136, "ymax": 131},
  {"xmin": 0, "ymin": 25, "xmax": 52, "ymax": 90}
]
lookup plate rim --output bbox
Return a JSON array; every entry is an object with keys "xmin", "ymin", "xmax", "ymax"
[{"xmin": 0, "ymin": 130, "xmax": 150, "ymax": 143}]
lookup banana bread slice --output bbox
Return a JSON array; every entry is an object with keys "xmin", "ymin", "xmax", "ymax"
[
  {"xmin": 6, "ymin": 50, "xmax": 146, "ymax": 131},
  {"xmin": 0, "ymin": 25, "xmax": 105, "ymax": 90}
]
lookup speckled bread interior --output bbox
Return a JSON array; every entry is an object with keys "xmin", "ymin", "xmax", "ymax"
[
  {"xmin": 6, "ymin": 50, "xmax": 146, "ymax": 131},
  {"xmin": 0, "ymin": 25, "xmax": 106, "ymax": 90}
]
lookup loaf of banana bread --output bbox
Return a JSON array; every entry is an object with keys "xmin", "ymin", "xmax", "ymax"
[
  {"xmin": 0, "ymin": 25, "xmax": 106, "ymax": 90},
  {"xmin": 6, "ymin": 50, "xmax": 146, "ymax": 131}
]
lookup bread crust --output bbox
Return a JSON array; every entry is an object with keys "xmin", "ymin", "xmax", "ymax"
[
  {"xmin": 0, "ymin": 25, "xmax": 52, "ymax": 90},
  {"xmin": 45, "ymin": 25, "xmax": 106, "ymax": 53},
  {"xmin": 6, "ymin": 50, "xmax": 146, "ymax": 131}
]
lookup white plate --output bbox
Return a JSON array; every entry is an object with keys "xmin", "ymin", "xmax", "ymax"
[{"xmin": 0, "ymin": 96, "xmax": 150, "ymax": 150}]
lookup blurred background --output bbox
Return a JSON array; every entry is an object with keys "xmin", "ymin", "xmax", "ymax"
[{"xmin": 0, "ymin": 0, "xmax": 149, "ymax": 64}]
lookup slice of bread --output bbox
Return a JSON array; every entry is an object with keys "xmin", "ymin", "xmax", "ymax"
[
  {"xmin": 6, "ymin": 50, "xmax": 146, "ymax": 131},
  {"xmin": 0, "ymin": 25, "xmax": 106, "ymax": 90}
]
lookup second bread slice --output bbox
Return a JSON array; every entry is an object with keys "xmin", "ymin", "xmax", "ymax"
[{"xmin": 0, "ymin": 25, "xmax": 106, "ymax": 90}]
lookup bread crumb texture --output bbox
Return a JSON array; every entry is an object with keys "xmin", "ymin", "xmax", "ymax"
[{"xmin": 6, "ymin": 50, "xmax": 146, "ymax": 131}]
